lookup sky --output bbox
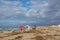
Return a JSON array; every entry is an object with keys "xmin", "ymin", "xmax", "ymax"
[{"xmin": 0, "ymin": 0, "xmax": 60, "ymax": 27}]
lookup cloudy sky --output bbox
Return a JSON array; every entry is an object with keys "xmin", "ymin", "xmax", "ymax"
[{"xmin": 0, "ymin": 0, "xmax": 60, "ymax": 26}]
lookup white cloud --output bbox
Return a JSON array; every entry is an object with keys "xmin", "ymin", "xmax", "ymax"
[
  {"xmin": 0, "ymin": 0, "xmax": 27, "ymax": 19},
  {"xmin": 45, "ymin": 0, "xmax": 60, "ymax": 18},
  {"xmin": 25, "ymin": 0, "xmax": 48, "ymax": 18},
  {"xmin": 26, "ymin": 9, "xmax": 38, "ymax": 17},
  {"xmin": 0, "ymin": 0, "xmax": 60, "ymax": 25},
  {"xmin": 0, "ymin": 0, "xmax": 49, "ymax": 20}
]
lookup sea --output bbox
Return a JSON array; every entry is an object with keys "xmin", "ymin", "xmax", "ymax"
[{"xmin": 0, "ymin": 23, "xmax": 51, "ymax": 32}]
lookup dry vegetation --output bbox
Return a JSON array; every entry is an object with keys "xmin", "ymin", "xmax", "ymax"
[
  {"xmin": 0, "ymin": 26, "xmax": 60, "ymax": 40},
  {"xmin": 32, "ymin": 26, "xmax": 60, "ymax": 40},
  {"xmin": 0, "ymin": 33, "xmax": 8, "ymax": 38}
]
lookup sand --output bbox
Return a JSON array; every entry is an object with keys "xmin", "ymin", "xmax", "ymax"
[{"xmin": 0, "ymin": 26, "xmax": 60, "ymax": 40}]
